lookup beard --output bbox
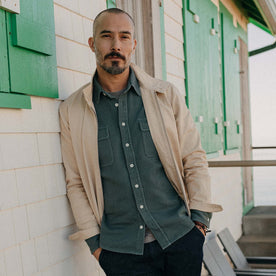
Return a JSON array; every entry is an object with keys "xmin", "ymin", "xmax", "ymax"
[
  {"xmin": 100, "ymin": 60, "xmax": 126, "ymax": 75},
  {"xmin": 96, "ymin": 50, "xmax": 130, "ymax": 75}
]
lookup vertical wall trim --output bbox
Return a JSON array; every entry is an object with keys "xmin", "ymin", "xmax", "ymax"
[
  {"xmin": 106, "ymin": 0, "xmax": 116, "ymax": 8},
  {"xmin": 220, "ymin": 11, "xmax": 228, "ymax": 152},
  {"xmin": 159, "ymin": 0, "xmax": 167, "ymax": 81}
]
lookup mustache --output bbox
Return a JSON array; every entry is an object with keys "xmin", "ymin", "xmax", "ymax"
[{"xmin": 104, "ymin": 52, "xmax": 126, "ymax": 60}]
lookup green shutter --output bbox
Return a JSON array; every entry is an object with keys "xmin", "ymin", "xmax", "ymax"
[
  {"xmin": 184, "ymin": 0, "xmax": 222, "ymax": 154},
  {"xmin": 0, "ymin": 9, "xmax": 31, "ymax": 109},
  {"xmin": 187, "ymin": 0, "xmax": 199, "ymax": 14},
  {"xmin": 106, "ymin": 0, "xmax": 116, "ymax": 8},
  {"xmin": 0, "ymin": 9, "xmax": 9, "ymax": 93},
  {"xmin": 6, "ymin": 0, "xmax": 58, "ymax": 98},
  {"xmin": 220, "ymin": 4, "xmax": 241, "ymax": 152}
]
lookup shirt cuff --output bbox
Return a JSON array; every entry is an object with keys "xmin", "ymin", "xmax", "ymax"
[
  {"xmin": 191, "ymin": 210, "xmax": 212, "ymax": 228},
  {"xmin": 85, "ymin": 234, "xmax": 100, "ymax": 254}
]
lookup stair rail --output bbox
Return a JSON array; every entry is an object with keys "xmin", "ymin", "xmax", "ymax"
[
  {"xmin": 252, "ymin": 146, "xmax": 276, "ymax": 150},
  {"xmin": 208, "ymin": 160, "xmax": 276, "ymax": 167}
]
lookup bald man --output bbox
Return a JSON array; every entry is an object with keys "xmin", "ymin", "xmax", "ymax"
[{"xmin": 59, "ymin": 8, "xmax": 221, "ymax": 276}]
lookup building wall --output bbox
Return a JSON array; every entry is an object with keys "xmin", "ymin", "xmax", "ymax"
[
  {"xmin": 163, "ymin": 0, "xmax": 186, "ymax": 96},
  {"xmin": 163, "ymin": 0, "xmax": 244, "ymax": 241},
  {"xmin": 0, "ymin": 0, "xmax": 246, "ymax": 275},
  {"xmin": 0, "ymin": 1, "xmax": 106, "ymax": 275}
]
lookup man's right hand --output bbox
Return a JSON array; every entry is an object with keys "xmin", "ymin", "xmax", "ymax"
[{"xmin": 93, "ymin": 247, "xmax": 102, "ymax": 261}]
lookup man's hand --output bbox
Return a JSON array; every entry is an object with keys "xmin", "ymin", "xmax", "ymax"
[{"xmin": 93, "ymin": 247, "xmax": 102, "ymax": 261}]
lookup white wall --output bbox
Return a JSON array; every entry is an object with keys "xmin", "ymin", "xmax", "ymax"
[
  {"xmin": 163, "ymin": 0, "xmax": 186, "ymax": 96},
  {"xmin": 0, "ymin": 0, "xmax": 244, "ymax": 275},
  {"xmin": 0, "ymin": 0, "xmax": 106, "ymax": 275}
]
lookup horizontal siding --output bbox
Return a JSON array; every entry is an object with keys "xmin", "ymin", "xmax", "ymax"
[
  {"xmin": 163, "ymin": 0, "xmax": 186, "ymax": 96},
  {"xmin": 0, "ymin": 1, "xmax": 106, "ymax": 275}
]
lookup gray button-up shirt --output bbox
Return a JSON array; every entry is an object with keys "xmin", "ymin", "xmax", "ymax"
[{"xmin": 86, "ymin": 68, "xmax": 211, "ymax": 255}]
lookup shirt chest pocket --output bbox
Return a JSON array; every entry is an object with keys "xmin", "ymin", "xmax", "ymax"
[
  {"xmin": 139, "ymin": 119, "xmax": 159, "ymax": 159},
  {"xmin": 98, "ymin": 127, "xmax": 114, "ymax": 167}
]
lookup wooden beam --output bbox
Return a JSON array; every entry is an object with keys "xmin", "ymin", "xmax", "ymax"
[{"xmin": 208, "ymin": 160, "xmax": 276, "ymax": 167}]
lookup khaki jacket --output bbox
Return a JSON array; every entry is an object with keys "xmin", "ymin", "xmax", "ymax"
[{"xmin": 59, "ymin": 64, "xmax": 222, "ymax": 241}]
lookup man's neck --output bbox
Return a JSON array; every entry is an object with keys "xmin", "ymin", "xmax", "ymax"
[{"xmin": 96, "ymin": 65, "xmax": 130, "ymax": 92}]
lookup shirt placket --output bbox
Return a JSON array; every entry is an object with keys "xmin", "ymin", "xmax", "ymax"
[{"xmin": 118, "ymin": 93, "xmax": 149, "ymax": 241}]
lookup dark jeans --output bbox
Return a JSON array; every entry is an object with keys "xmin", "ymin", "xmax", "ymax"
[{"xmin": 99, "ymin": 226, "xmax": 205, "ymax": 276}]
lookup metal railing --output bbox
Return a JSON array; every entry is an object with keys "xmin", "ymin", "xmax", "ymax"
[{"xmin": 252, "ymin": 146, "xmax": 276, "ymax": 150}]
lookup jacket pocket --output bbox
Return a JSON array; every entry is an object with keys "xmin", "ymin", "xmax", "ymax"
[
  {"xmin": 139, "ymin": 119, "xmax": 158, "ymax": 159},
  {"xmin": 98, "ymin": 127, "xmax": 114, "ymax": 167}
]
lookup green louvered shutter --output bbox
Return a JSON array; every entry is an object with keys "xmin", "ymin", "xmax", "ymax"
[
  {"xmin": 0, "ymin": 9, "xmax": 9, "ymax": 93},
  {"xmin": 220, "ymin": 4, "xmax": 242, "ymax": 152},
  {"xmin": 6, "ymin": 0, "xmax": 58, "ymax": 98},
  {"xmin": 184, "ymin": 0, "xmax": 223, "ymax": 154}
]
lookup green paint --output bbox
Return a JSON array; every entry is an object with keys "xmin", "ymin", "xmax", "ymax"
[
  {"xmin": 249, "ymin": 17, "xmax": 272, "ymax": 35},
  {"xmin": 11, "ymin": 15, "xmax": 54, "ymax": 56},
  {"xmin": 160, "ymin": 0, "xmax": 167, "ymax": 81},
  {"xmin": 0, "ymin": 9, "xmax": 10, "ymax": 93},
  {"xmin": 0, "ymin": 92, "xmax": 31, "ymax": 109},
  {"xmin": 106, "ymin": 0, "xmax": 116, "ymax": 8},
  {"xmin": 225, "ymin": 148, "xmax": 240, "ymax": 155},
  {"xmin": 220, "ymin": 3, "xmax": 242, "ymax": 152},
  {"xmin": 243, "ymin": 200, "xmax": 254, "ymax": 215},
  {"xmin": 207, "ymin": 152, "xmax": 220, "ymax": 160},
  {"xmin": 183, "ymin": 0, "xmax": 222, "ymax": 154},
  {"xmin": 6, "ymin": 0, "xmax": 58, "ymax": 98}
]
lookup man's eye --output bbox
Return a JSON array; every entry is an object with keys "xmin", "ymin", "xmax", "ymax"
[
  {"xmin": 122, "ymin": 36, "xmax": 130, "ymax": 39},
  {"xmin": 102, "ymin": 34, "xmax": 110, "ymax": 38}
]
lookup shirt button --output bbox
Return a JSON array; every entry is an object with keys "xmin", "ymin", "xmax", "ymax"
[
  {"xmin": 140, "ymin": 205, "xmax": 144, "ymax": 209},
  {"xmin": 121, "ymin": 122, "xmax": 126, "ymax": 126},
  {"xmin": 115, "ymin": 103, "xmax": 119, "ymax": 107},
  {"xmin": 125, "ymin": 143, "xmax": 130, "ymax": 147},
  {"xmin": 130, "ymin": 163, "xmax": 134, "ymax": 168},
  {"xmin": 135, "ymin": 184, "xmax": 139, "ymax": 188},
  {"xmin": 139, "ymin": 225, "xmax": 144, "ymax": 230}
]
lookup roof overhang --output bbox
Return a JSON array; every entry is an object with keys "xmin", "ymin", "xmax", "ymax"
[
  {"xmin": 253, "ymin": 0, "xmax": 276, "ymax": 36},
  {"xmin": 238, "ymin": 0, "xmax": 276, "ymax": 36}
]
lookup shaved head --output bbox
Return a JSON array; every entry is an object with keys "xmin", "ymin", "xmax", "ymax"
[{"xmin": 93, "ymin": 8, "xmax": 135, "ymax": 37}]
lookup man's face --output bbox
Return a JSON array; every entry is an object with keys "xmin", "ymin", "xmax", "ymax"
[{"xmin": 89, "ymin": 12, "xmax": 137, "ymax": 75}]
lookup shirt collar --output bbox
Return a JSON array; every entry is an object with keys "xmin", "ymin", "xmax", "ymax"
[{"xmin": 93, "ymin": 67, "xmax": 141, "ymax": 103}]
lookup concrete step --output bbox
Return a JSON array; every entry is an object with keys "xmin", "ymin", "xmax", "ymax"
[
  {"xmin": 243, "ymin": 206, "xmax": 276, "ymax": 235},
  {"xmin": 238, "ymin": 235, "xmax": 276, "ymax": 257}
]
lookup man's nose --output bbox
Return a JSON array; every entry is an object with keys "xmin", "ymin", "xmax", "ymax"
[{"xmin": 111, "ymin": 37, "xmax": 121, "ymax": 51}]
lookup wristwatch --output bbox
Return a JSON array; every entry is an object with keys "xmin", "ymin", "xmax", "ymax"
[{"xmin": 194, "ymin": 221, "xmax": 210, "ymax": 236}]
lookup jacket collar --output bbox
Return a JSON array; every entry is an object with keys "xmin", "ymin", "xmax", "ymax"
[{"xmin": 82, "ymin": 63, "xmax": 168, "ymax": 108}]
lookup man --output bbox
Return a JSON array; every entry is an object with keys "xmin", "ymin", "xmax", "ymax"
[{"xmin": 59, "ymin": 8, "xmax": 222, "ymax": 276}]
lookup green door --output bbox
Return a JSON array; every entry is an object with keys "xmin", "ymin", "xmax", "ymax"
[
  {"xmin": 184, "ymin": 0, "xmax": 222, "ymax": 154},
  {"xmin": 220, "ymin": 4, "xmax": 242, "ymax": 152}
]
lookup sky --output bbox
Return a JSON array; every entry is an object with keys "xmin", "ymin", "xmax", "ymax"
[{"xmin": 248, "ymin": 23, "xmax": 276, "ymax": 146}]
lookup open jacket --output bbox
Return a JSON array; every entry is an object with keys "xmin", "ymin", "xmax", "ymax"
[{"xmin": 59, "ymin": 63, "xmax": 222, "ymax": 241}]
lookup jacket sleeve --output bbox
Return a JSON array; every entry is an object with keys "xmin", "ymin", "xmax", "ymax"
[
  {"xmin": 170, "ymin": 85, "xmax": 222, "ymax": 213},
  {"xmin": 59, "ymin": 101, "xmax": 100, "ymax": 241}
]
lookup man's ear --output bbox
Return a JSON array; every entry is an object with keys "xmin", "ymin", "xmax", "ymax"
[
  {"xmin": 133, "ymin": 39, "xmax": 137, "ymax": 51},
  {"xmin": 88, "ymin": 37, "xmax": 95, "ymax": 52}
]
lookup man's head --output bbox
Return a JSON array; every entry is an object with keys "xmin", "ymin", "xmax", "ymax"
[{"xmin": 88, "ymin": 8, "xmax": 137, "ymax": 75}]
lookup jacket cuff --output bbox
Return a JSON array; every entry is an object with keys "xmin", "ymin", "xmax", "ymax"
[
  {"xmin": 191, "ymin": 209, "xmax": 212, "ymax": 228},
  {"xmin": 85, "ymin": 234, "xmax": 100, "ymax": 254}
]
